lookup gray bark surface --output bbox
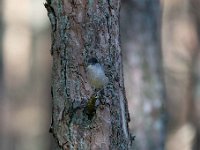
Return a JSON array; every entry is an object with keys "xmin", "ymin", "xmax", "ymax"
[{"xmin": 45, "ymin": 0, "xmax": 130, "ymax": 149}]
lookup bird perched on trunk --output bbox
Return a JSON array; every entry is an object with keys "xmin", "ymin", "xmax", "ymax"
[
  {"xmin": 86, "ymin": 57, "xmax": 108, "ymax": 118},
  {"xmin": 86, "ymin": 57, "xmax": 108, "ymax": 89}
]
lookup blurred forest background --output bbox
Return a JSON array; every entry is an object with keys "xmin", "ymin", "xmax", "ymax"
[{"xmin": 0, "ymin": 0, "xmax": 200, "ymax": 150}]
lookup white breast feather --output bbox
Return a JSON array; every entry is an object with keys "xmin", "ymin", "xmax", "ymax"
[{"xmin": 87, "ymin": 64, "xmax": 108, "ymax": 89}]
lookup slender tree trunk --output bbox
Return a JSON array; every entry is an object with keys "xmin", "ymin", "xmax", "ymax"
[
  {"xmin": 121, "ymin": 0, "xmax": 165, "ymax": 150},
  {"xmin": 45, "ymin": 0, "xmax": 130, "ymax": 149},
  {"xmin": 0, "ymin": 0, "xmax": 3, "ymax": 94},
  {"xmin": 162, "ymin": 0, "xmax": 198, "ymax": 149},
  {"xmin": 190, "ymin": 1, "xmax": 200, "ymax": 149}
]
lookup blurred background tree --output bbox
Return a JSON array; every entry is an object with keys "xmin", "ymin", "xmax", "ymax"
[
  {"xmin": 0, "ymin": 0, "xmax": 52, "ymax": 150},
  {"xmin": 0, "ymin": 0, "xmax": 200, "ymax": 150},
  {"xmin": 121, "ymin": 0, "xmax": 165, "ymax": 149},
  {"xmin": 162, "ymin": 0, "xmax": 200, "ymax": 149}
]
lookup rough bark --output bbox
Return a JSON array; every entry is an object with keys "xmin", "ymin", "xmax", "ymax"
[
  {"xmin": 121, "ymin": 0, "xmax": 165, "ymax": 150},
  {"xmin": 45, "ymin": 0, "xmax": 130, "ymax": 150}
]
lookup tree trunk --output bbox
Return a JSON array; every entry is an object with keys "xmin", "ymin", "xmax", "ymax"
[
  {"xmin": 121, "ymin": 0, "xmax": 165, "ymax": 150},
  {"xmin": 162, "ymin": 0, "xmax": 198, "ymax": 149},
  {"xmin": 45, "ymin": 0, "xmax": 130, "ymax": 149}
]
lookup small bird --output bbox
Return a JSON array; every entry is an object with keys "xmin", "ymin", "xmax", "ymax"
[
  {"xmin": 86, "ymin": 58, "xmax": 108, "ymax": 90},
  {"xmin": 86, "ymin": 57, "xmax": 108, "ymax": 117}
]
